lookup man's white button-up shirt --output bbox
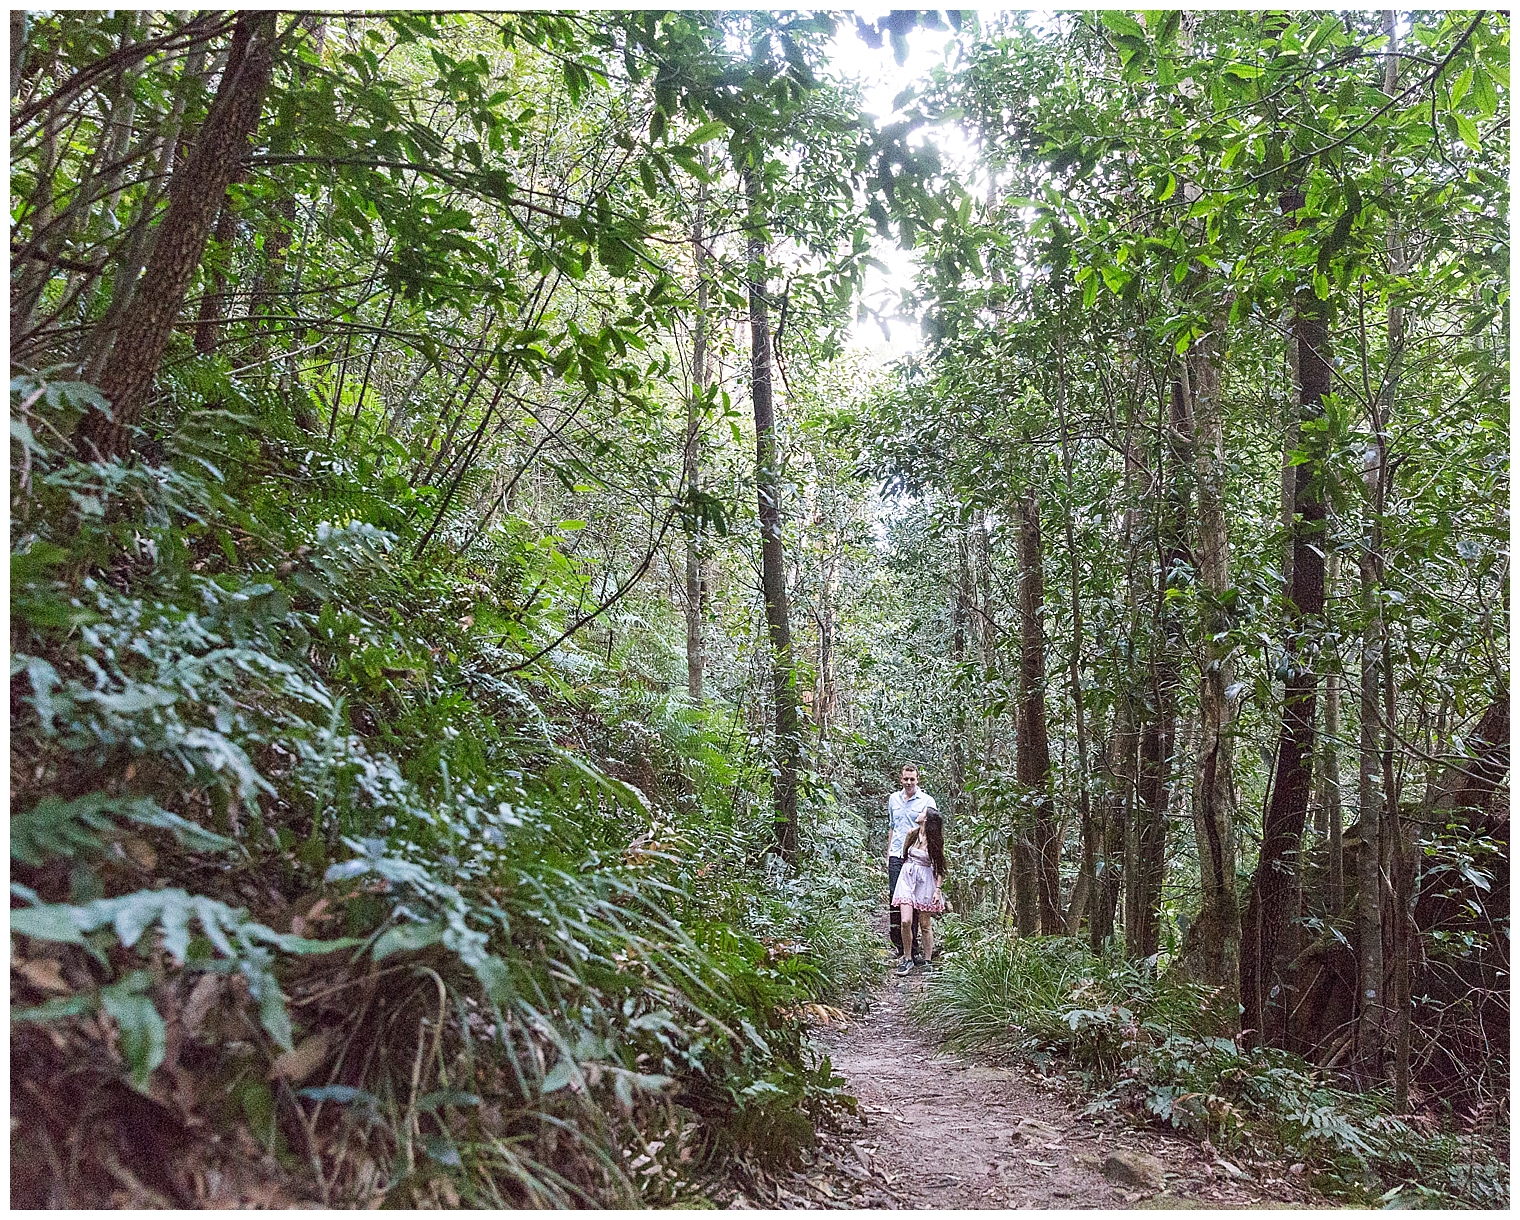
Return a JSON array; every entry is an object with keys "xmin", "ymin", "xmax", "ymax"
[{"xmin": 888, "ymin": 788, "xmax": 935, "ymax": 859}]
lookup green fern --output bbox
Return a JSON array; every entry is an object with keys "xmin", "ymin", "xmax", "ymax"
[
  {"xmin": 11, "ymin": 887, "xmax": 359, "ymax": 1050},
  {"xmin": 10, "ymin": 792, "xmax": 236, "ymax": 864}
]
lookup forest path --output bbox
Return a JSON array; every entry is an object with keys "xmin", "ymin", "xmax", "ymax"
[{"xmin": 804, "ymin": 907, "xmax": 1326, "ymax": 1210}]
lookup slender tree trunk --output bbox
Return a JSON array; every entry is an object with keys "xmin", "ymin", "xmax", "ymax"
[
  {"xmin": 1014, "ymin": 488, "xmax": 1061, "ymax": 932},
  {"xmin": 84, "ymin": 35, "xmax": 215, "ymax": 378},
  {"xmin": 11, "ymin": 11, "xmax": 29, "ymax": 101},
  {"xmin": 685, "ymin": 189, "xmax": 709, "ymax": 703},
  {"xmin": 1113, "ymin": 391, "xmax": 1147, "ymax": 954},
  {"xmin": 1131, "ymin": 374, "xmax": 1191, "ymax": 960},
  {"xmin": 1320, "ymin": 550, "xmax": 1344, "ymax": 913},
  {"xmin": 951, "ymin": 528, "xmax": 971, "ymax": 818},
  {"xmin": 1090, "ymin": 710, "xmax": 1127, "ymax": 950},
  {"xmin": 1052, "ymin": 338, "xmax": 1095, "ymax": 936},
  {"xmin": 1242, "ymin": 195, "xmax": 1330, "ymax": 1049},
  {"xmin": 1355, "ymin": 12, "xmax": 1409, "ymax": 1082},
  {"xmin": 79, "ymin": 12, "xmax": 278, "ymax": 456},
  {"xmin": 745, "ymin": 165, "xmax": 799, "ymax": 862},
  {"xmin": 816, "ymin": 540, "xmax": 839, "ymax": 731},
  {"xmin": 193, "ymin": 192, "xmax": 239, "ymax": 354},
  {"xmin": 1183, "ymin": 323, "xmax": 1241, "ymax": 1027}
]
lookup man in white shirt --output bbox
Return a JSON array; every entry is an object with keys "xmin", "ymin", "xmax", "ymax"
[{"xmin": 887, "ymin": 763, "xmax": 935, "ymax": 959}]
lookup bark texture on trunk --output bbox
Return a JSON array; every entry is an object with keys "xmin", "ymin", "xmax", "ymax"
[
  {"xmin": 745, "ymin": 167, "xmax": 799, "ymax": 862},
  {"xmin": 1184, "ymin": 324, "xmax": 1241, "ymax": 1026},
  {"xmin": 1319, "ymin": 550, "xmax": 1344, "ymax": 914},
  {"xmin": 685, "ymin": 193, "xmax": 709, "ymax": 704},
  {"xmin": 1091, "ymin": 708, "xmax": 1130, "ymax": 950},
  {"xmin": 1052, "ymin": 341, "xmax": 1095, "ymax": 938},
  {"xmin": 1242, "ymin": 202, "xmax": 1330, "ymax": 1048},
  {"xmin": 193, "ymin": 192, "xmax": 240, "ymax": 355},
  {"xmin": 1129, "ymin": 375, "xmax": 1192, "ymax": 960},
  {"xmin": 81, "ymin": 12, "xmax": 278, "ymax": 457},
  {"xmin": 1015, "ymin": 489, "xmax": 1062, "ymax": 933}
]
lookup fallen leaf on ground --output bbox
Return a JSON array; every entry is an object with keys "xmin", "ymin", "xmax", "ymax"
[
  {"xmin": 268, "ymin": 1030, "xmax": 331, "ymax": 1083},
  {"xmin": 13, "ymin": 958, "xmax": 69, "ymax": 993}
]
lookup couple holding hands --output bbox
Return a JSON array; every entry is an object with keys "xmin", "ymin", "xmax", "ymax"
[{"xmin": 885, "ymin": 762, "xmax": 949, "ymax": 977}]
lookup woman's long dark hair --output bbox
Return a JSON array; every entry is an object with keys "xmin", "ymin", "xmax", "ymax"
[{"xmin": 903, "ymin": 809, "xmax": 947, "ymax": 881}]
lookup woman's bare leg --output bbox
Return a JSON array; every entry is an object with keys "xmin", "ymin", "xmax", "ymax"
[
  {"xmin": 895, "ymin": 902, "xmax": 918, "ymax": 965},
  {"xmin": 918, "ymin": 912, "xmax": 934, "ymax": 962}
]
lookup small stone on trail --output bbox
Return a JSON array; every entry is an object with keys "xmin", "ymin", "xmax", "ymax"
[
  {"xmin": 1102, "ymin": 1149, "xmax": 1165, "ymax": 1191},
  {"xmin": 1012, "ymin": 1117, "xmax": 1062, "ymax": 1141}
]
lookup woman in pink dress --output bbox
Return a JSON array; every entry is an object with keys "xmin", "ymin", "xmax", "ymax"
[{"xmin": 892, "ymin": 802, "xmax": 946, "ymax": 975}]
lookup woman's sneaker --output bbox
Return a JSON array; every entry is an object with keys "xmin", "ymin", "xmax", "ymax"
[{"xmin": 895, "ymin": 958, "xmax": 915, "ymax": 976}]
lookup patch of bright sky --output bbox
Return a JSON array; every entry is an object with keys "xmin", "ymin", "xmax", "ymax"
[{"xmin": 823, "ymin": 14, "xmax": 982, "ymax": 359}]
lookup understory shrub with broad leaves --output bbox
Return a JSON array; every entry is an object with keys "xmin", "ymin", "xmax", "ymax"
[
  {"xmin": 912, "ymin": 929, "xmax": 1507, "ymax": 1207},
  {"xmin": 10, "ymin": 374, "xmax": 851, "ymax": 1207}
]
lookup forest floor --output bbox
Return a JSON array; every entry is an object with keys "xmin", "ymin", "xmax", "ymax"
[{"xmin": 722, "ymin": 908, "xmax": 1332, "ymax": 1210}]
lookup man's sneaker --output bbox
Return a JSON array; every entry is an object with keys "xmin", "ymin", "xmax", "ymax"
[{"xmin": 895, "ymin": 959, "xmax": 915, "ymax": 977}]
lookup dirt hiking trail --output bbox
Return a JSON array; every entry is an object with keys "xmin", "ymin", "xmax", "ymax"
[{"xmin": 798, "ymin": 909, "xmax": 1327, "ymax": 1210}]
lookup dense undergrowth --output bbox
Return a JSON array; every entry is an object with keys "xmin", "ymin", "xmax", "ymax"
[
  {"xmin": 916, "ymin": 914, "xmax": 1508, "ymax": 1208},
  {"xmin": 9, "ymin": 369, "xmax": 874, "ymax": 1207}
]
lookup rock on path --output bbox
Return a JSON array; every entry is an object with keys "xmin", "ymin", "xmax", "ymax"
[{"xmin": 802, "ymin": 914, "xmax": 1326, "ymax": 1210}]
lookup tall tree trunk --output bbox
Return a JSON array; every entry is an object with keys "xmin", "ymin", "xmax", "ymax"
[
  {"xmin": 1014, "ymin": 488, "xmax": 1062, "ymax": 933},
  {"xmin": 1183, "ymin": 322, "xmax": 1241, "ymax": 1027},
  {"xmin": 816, "ymin": 533, "xmax": 841, "ymax": 733},
  {"xmin": 1356, "ymin": 11, "xmax": 1408, "ymax": 1082},
  {"xmin": 684, "ymin": 189, "xmax": 709, "ymax": 703},
  {"xmin": 1130, "ymin": 374, "xmax": 1191, "ymax": 960},
  {"xmin": 1052, "ymin": 338, "xmax": 1095, "ymax": 936},
  {"xmin": 84, "ymin": 34, "xmax": 216, "ymax": 378},
  {"xmin": 1112, "ymin": 390, "xmax": 1147, "ymax": 953},
  {"xmin": 1242, "ymin": 193, "xmax": 1331, "ymax": 1049},
  {"xmin": 744, "ymin": 165, "xmax": 799, "ymax": 862},
  {"xmin": 193, "ymin": 191, "xmax": 239, "ymax": 355},
  {"xmin": 1319, "ymin": 550, "xmax": 1344, "ymax": 913},
  {"xmin": 1011, "ymin": 836, "xmax": 1040, "ymax": 937},
  {"xmin": 79, "ymin": 12, "xmax": 278, "ymax": 457},
  {"xmin": 950, "ymin": 528, "xmax": 971, "ymax": 821},
  {"xmin": 1091, "ymin": 708, "xmax": 1129, "ymax": 950}
]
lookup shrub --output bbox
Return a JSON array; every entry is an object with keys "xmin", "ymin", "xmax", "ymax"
[{"xmin": 10, "ymin": 380, "xmax": 851, "ymax": 1206}]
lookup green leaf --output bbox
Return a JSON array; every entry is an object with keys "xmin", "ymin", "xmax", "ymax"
[
  {"xmin": 100, "ymin": 973, "xmax": 166, "ymax": 1092},
  {"xmin": 1471, "ymin": 64, "xmax": 1498, "ymax": 118},
  {"xmin": 257, "ymin": 978, "xmax": 294, "ymax": 1050},
  {"xmin": 1448, "ymin": 63, "xmax": 1474, "ymax": 109},
  {"xmin": 1157, "ymin": 172, "xmax": 1176, "ymax": 202},
  {"xmin": 11, "ymin": 904, "xmax": 86, "ymax": 944},
  {"xmin": 1451, "ymin": 111, "xmax": 1481, "ymax": 152},
  {"xmin": 299, "ymin": 1084, "xmax": 378, "ymax": 1107},
  {"xmin": 1305, "ymin": 15, "xmax": 1341, "ymax": 55},
  {"xmin": 11, "ymin": 793, "xmax": 236, "ymax": 865},
  {"xmin": 15, "ymin": 655, "xmax": 60, "ymax": 731},
  {"xmin": 1098, "ymin": 11, "xmax": 1145, "ymax": 40},
  {"xmin": 542, "ymin": 1056, "xmax": 578, "ymax": 1093},
  {"xmin": 686, "ymin": 120, "xmax": 727, "ymax": 145},
  {"xmin": 421, "ymin": 1134, "xmax": 462, "ymax": 1166},
  {"xmin": 372, "ymin": 919, "xmax": 446, "ymax": 959},
  {"xmin": 12, "ymin": 994, "xmax": 96, "ymax": 1023}
]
